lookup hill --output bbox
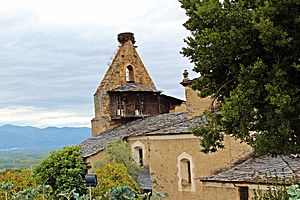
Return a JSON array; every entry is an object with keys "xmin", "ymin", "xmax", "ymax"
[
  {"xmin": 0, "ymin": 124, "xmax": 91, "ymax": 150},
  {"xmin": 0, "ymin": 124, "xmax": 91, "ymax": 169}
]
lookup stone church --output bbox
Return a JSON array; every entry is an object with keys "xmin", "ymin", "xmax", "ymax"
[{"xmin": 81, "ymin": 33, "xmax": 300, "ymax": 200}]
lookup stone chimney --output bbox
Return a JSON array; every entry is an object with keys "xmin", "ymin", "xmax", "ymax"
[{"xmin": 180, "ymin": 70, "xmax": 212, "ymax": 118}]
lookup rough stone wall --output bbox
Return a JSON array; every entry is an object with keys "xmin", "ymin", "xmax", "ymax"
[
  {"xmin": 184, "ymin": 86, "xmax": 212, "ymax": 118},
  {"xmin": 169, "ymin": 103, "xmax": 186, "ymax": 113},
  {"xmin": 201, "ymin": 185, "xmax": 238, "ymax": 200},
  {"xmin": 201, "ymin": 183, "xmax": 265, "ymax": 200},
  {"xmin": 86, "ymin": 134, "xmax": 253, "ymax": 199},
  {"xmin": 92, "ymin": 38, "xmax": 157, "ymax": 136},
  {"xmin": 126, "ymin": 135, "xmax": 253, "ymax": 200},
  {"xmin": 86, "ymin": 150, "xmax": 107, "ymax": 172}
]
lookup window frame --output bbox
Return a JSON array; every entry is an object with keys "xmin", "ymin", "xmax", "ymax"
[{"xmin": 177, "ymin": 152, "xmax": 195, "ymax": 192}]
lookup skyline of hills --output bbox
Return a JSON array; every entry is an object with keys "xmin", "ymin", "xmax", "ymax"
[
  {"xmin": 0, "ymin": 124, "xmax": 91, "ymax": 169},
  {"xmin": 0, "ymin": 124, "xmax": 91, "ymax": 151}
]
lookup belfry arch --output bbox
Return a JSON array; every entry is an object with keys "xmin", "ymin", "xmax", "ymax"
[{"xmin": 126, "ymin": 65, "xmax": 134, "ymax": 82}]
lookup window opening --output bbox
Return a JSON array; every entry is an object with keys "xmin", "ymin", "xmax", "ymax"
[
  {"xmin": 134, "ymin": 146, "xmax": 143, "ymax": 166},
  {"xmin": 138, "ymin": 148, "xmax": 143, "ymax": 166},
  {"xmin": 126, "ymin": 65, "xmax": 134, "ymax": 82},
  {"xmin": 135, "ymin": 94, "xmax": 144, "ymax": 115},
  {"xmin": 239, "ymin": 187, "xmax": 249, "ymax": 200},
  {"xmin": 116, "ymin": 95, "xmax": 125, "ymax": 116},
  {"xmin": 180, "ymin": 159, "xmax": 191, "ymax": 185}
]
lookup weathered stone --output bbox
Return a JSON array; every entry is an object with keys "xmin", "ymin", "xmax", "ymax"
[{"xmin": 92, "ymin": 33, "xmax": 158, "ymax": 136}]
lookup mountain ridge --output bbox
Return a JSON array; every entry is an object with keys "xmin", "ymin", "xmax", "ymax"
[{"xmin": 0, "ymin": 124, "xmax": 91, "ymax": 151}]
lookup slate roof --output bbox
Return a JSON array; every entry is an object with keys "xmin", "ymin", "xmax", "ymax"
[
  {"xmin": 138, "ymin": 167, "xmax": 152, "ymax": 190},
  {"xmin": 201, "ymin": 155, "xmax": 300, "ymax": 184},
  {"xmin": 108, "ymin": 82, "xmax": 160, "ymax": 93},
  {"xmin": 81, "ymin": 112, "xmax": 205, "ymax": 158}
]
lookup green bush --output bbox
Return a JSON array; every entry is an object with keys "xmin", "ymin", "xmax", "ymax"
[
  {"xmin": 33, "ymin": 145, "xmax": 88, "ymax": 197},
  {"xmin": 93, "ymin": 162, "xmax": 139, "ymax": 198},
  {"xmin": 104, "ymin": 140, "xmax": 140, "ymax": 182},
  {"xmin": 253, "ymin": 184, "xmax": 300, "ymax": 200}
]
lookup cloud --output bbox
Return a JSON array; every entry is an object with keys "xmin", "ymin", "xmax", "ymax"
[
  {"xmin": 0, "ymin": 1, "xmax": 197, "ymax": 127},
  {"xmin": 0, "ymin": 106, "xmax": 92, "ymax": 128}
]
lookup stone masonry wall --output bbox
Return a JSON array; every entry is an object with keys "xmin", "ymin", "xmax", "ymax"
[
  {"xmin": 185, "ymin": 86, "xmax": 212, "ymax": 119},
  {"xmin": 126, "ymin": 135, "xmax": 253, "ymax": 200},
  {"xmin": 92, "ymin": 37, "xmax": 157, "ymax": 136}
]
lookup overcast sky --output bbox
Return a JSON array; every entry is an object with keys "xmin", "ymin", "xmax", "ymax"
[{"xmin": 0, "ymin": 0, "xmax": 197, "ymax": 128}]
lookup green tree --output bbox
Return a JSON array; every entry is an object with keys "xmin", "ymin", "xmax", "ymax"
[
  {"xmin": 106, "ymin": 140, "xmax": 140, "ymax": 182},
  {"xmin": 33, "ymin": 146, "xmax": 88, "ymax": 197},
  {"xmin": 180, "ymin": 0, "xmax": 300, "ymax": 155},
  {"xmin": 93, "ymin": 140, "xmax": 140, "ymax": 182},
  {"xmin": 93, "ymin": 162, "xmax": 139, "ymax": 198}
]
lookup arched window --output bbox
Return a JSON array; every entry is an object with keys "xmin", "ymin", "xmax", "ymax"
[
  {"xmin": 126, "ymin": 65, "xmax": 134, "ymax": 82},
  {"xmin": 180, "ymin": 158, "xmax": 191, "ymax": 184},
  {"xmin": 131, "ymin": 141, "xmax": 145, "ymax": 167},
  {"xmin": 134, "ymin": 146, "xmax": 143, "ymax": 166},
  {"xmin": 177, "ymin": 152, "xmax": 195, "ymax": 192}
]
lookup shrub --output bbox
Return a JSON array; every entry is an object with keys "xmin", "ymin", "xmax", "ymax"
[
  {"xmin": 93, "ymin": 140, "xmax": 140, "ymax": 182},
  {"xmin": 0, "ymin": 168, "xmax": 36, "ymax": 199},
  {"xmin": 93, "ymin": 162, "xmax": 139, "ymax": 198},
  {"xmin": 33, "ymin": 145, "xmax": 88, "ymax": 197}
]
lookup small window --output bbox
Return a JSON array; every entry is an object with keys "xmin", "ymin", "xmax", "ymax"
[
  {"xmin": 116, "ymin": 95, "xmax": 125, "ymax": 116},
  {"xmin": 134, "ymin": 146, "xmax": 143, "ymax": 166},
  {"xmin": 126, "ymin": 65, "xmax": 134, "ymax": 82},
  {"xmin": 177, "ymin": 152, "xmax": 195, "ymax": 192},
  {"xmin": 135, "ymin": 94, "xmax": 144, "ymax": 116},
  {"xmin": 138, "ymin": 148, "xmax": 143, "ymax": 166},
  {"xmin": 239, "ymin": 187, "xmax": 249, "ymax": 200},
  {"xmin": 180, "ymin": 159, "xmax": 191, "ymax": 185},
  {"xmin": 131, "ymin": 141, "xmax": 145, "ymax": 167}
]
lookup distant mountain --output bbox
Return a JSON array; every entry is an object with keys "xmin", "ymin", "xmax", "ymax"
[{"xmin": 0, "ymin": 124, "xmax": 91, "ymax": 151}]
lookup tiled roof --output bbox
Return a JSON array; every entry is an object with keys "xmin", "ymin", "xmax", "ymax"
[
  {"xmin": 81, "ymin": 112, "xmax": 205, "ymax": 157},
  {"xmin": 109, "ymin": 82, "xmax": 160, "ymax": 92},
  {"xmin": 201, "ymin": 155, "xmax": 300, "ymax": 184}
]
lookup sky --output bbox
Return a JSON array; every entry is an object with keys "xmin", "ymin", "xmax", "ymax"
[{"xmin": 0, "ymin": 0, "xmax": 197, "ymax": 128}]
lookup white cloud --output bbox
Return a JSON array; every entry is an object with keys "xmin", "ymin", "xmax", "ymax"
[
  {"xmin": 0, "ymin": 106, "xmax": 92, "ymax": 128},
  {"xmin": 0, "ymin": 0, "xmax": 181, "ymax": 26},
  {"xmin": 0, "ymin": 0, "xmax": 198, "ymax": 127}
]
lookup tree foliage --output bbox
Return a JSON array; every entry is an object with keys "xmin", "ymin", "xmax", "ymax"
[
  {"xmin": 0, "ymin": 168, "xmax": 36, "ymax": 200},
  {"xmin": 91, "ymin": 140, "xmax": 140, "ymax": 198},
  {"xmin": 180, "ymin": 0, "xmax": 300, "ymax": 155},
  {"xmin": 93, "ymin": 162, "xmax": 139, "ymax": 198},
  {"xmin": 93, "ymin": 140, "xmax": 140, "ymax": 183},
  {"xmin": 33, "ymin": 145, "xmax": 88, "ymax": 197},
  {"xmin": 106, "ymin": 140, "xmax": 140, "ymax": 182}
]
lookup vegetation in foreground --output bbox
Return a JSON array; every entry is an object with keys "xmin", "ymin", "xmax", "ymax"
[{"xmin": 0, "ymin": 142, "xmax": 167, "ymax": 199}]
